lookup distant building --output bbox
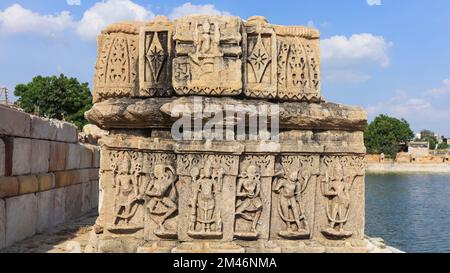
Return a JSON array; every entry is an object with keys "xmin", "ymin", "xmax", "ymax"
[
  {"xmin": 414, "ymin": 132, "xmax": 421, "ymax": 140},
  {"xmin": 408, "ymin": 141, "xmax": 429, "ymax": 156}
]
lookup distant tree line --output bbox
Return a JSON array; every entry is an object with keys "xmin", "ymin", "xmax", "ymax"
[
  {"xmin": 364, "ymin": 114, "xmax": 448, "ymax": 158},
  {"xmin": 14, "ymin": 74, "xmax": 92, "ymax": 129}
]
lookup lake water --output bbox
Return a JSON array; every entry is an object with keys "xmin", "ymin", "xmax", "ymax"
[{"xmin": 366, "ymin": 173, "xmax": 450, "ymax": 253}]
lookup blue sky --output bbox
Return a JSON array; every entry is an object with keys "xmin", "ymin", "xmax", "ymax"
[{"xmin": 1, "ymin": 0, "xmax": 449, "ymax": 135}]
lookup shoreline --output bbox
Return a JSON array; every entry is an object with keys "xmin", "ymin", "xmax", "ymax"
[{"xmin": 366, "ymin": 163, "xmax": 450, "ymax": 174}]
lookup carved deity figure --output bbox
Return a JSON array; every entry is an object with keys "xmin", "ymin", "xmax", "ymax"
[
  {"xmin": 193, "ymin": 19, "xmax": 221, "ymax": 58},
  {"xmin": 321, "ymin": 165, "xmax": 356, "ymax": 238},
  {"xmin": 273, "ymin": 166, "xmax": 311, "ymax": 238},
  {"xmin": 235, "ymin": 165, "xmax": 263, "ymax": 238},
  {"xmin": 145, "ymin": 164, "xmax": 178, "ymax": 238},
  {"xmin": 188, "ymin": 162, "xmax": 225, "ymax": 238},
  {"xmin": 113, "ymin": 156, "xmax": 140, "ymax": 228}
]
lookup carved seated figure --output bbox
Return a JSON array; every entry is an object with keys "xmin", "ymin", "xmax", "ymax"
[
  {"xmin": 188, "ymin": 162, "xmax": 224, "ymax": 238},
  {"xmin": 321, "ymin": 166, "xmax": 354, "ymax": 238},
  {"xmin": 235, "ymin": 165, "xmax": 263, "ymax": 239},
  {"xmin": 273, "ymin": 168, "xmax": 310, "ymax": 239},
  {"xmin": 145, "ymin": 164, "xmax": 178, "ymax": 238}
]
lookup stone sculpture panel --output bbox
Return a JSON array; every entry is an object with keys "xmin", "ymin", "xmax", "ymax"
[
  {"xmin": 176, "ymin": 153, "xmax": 239, "ymax": 242},
  {"xmin": 139, "ymin": 16, "xmax": 174, "ymax": 97},
  {"xmin": 270, "ymin": 155, "xmax": 320, "ymax": 240},
  {"xmin": 244, "ymin": 16, "xmax": 277, "ymax": 99},
  {"xmin": 314, "ymin": 155, "xmax": 365, "ymax": 240},
  {"xmin": 172, "ymin": 15, "xmax": 243, "ymax": 96},
  {"xmin": 94, "ymin": 23, "xmax": 141, "ymax": 102}
]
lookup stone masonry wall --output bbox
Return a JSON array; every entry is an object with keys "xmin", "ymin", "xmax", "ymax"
[{"xmin": 0, "ymin": 105, "xmax": 100, "ymax": 249}]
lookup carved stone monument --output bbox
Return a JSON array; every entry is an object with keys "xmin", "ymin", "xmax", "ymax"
[{"xmin": 86, "ymin": 15, "xmax": 368, "ymax": 253}]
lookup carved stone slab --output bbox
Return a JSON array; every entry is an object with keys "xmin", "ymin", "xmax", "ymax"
[
  {"xmin": 270, "ymin": 155, "xmax": 320, "ymax": 240},
  {"xmin": 102, "ymin": 150, "xmax": 145, "ymax": 237},
  {"xmin": 244, "ymin": 17, "xmax": 277, "ymax": 99},
  {"xmin": 313, "ymin": 155, "xmax": 365, "ymax": 241},
  {"xmin": 234, "ymin": 155, "xmax": 274, "ymax": 240},
  {"xmin": 172, "ymin": 15, "xmax": 243, "ymax": 96},
  {"xmin": 176, "ymin": 153, "xmax": 239, "ymax": 242},
  {"xmin": 139, "ymin": 16, "xmax": 174, "ymax": 97},
  {"xmin": 94, "ymin": 23, "xmax": 142, "ymax": 103},
  {"xmin": 274, "ymin": 26, "xmax": 321, "ymax": 102}
]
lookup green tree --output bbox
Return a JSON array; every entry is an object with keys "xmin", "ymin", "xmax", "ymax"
[
  {"xmin": 364, "ymin": 114, "xmax": 414, "ymax": 158},
  {"xmin": 419, "ymin": 129, "xmax": 439, "ymax": 150},
  {"xmin": 438, "ymin": 142, "xmax": 449, "ymax": 150},
  {"xmin": 14, "ymin": 74, "xmax": 92, "ymax": 129}
]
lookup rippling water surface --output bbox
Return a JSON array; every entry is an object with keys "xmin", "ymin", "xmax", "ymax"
[{"xmin": 366, "ymin": 173, "xmax": 450, "ymax": 253}]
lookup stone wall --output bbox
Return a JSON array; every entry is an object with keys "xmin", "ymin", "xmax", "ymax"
[
  {"xmin": 365, "ymin": 153, "xmax": 450, "ymax": 164},
  {"xmin": 0, "ymin": 105, "xmax": 100, "ymax": 249}
]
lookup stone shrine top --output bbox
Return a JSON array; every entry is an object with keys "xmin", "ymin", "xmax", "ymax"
[{"xmin": 93, "ymin": 15, "xmax": 321, "ymax": 103}]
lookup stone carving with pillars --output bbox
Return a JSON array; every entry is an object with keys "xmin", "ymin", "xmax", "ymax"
[
  {"xmin": 234, "ymin": 155, "xmax": 274, "ymax": 240},
  {"xmin": 187, "ymin": 161, "xmax": 225, "ymax": 238},
  {"xmin": 139, "ymin": 16, "xmax": 174, "ymax": 97},
  {"xmin": 271, "ymin": 155, "xmax": 319, "ymax": 239},
  {"xmin": 320, "ymin": 156, "xmax": 364, "ymax": 239},
  {"xmin": 94, "ymin": 23, "xmax": 142, "ymax": 102},
  {"xmin": 274, "ymin": 26, "xmax": 321, "ymax": 102},
  {"xmin": 108, "ymin": 151, "xmax": 144, "ymax": 232},
  {"xmin": 177, "ymin": 153, "xmax": 239, "ymax": 241},
  {"xmin": 244, "ymin": 16, "xmax": 277, "ymax": 99},
  {"xmin": 172, "ymin": 15, "xmax": 243, "ymax": 96}
]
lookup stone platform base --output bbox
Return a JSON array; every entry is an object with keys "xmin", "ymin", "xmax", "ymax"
[{"xmin": 86, "ymin": 233, "xmax": 400, "ymax": 253}]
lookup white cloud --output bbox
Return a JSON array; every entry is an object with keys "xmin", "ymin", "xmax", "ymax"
[
  {"xmin": 426, "ymin": 79, "xmax": 450, "ymax": 98},
  {"xmin": 367, "ymin": 0, "xmax": 382, "ymax": 6},
  {"xmin": 322, "ymin": 69, "xmax": 371, "ymax": 84},
  {"xmin": 67, "ymin": 0, "xmax": 81, "ymax": 6},
  {"xmin": 322, "ymin": 33, "xmax": 392, "ymax": 68},
  {"xmin": 366, "ymin": 89, "xmax": 450, "ymax": 134},
  {"xmin": 0, "ymin": 4, "xmax": 74, "ymax": 37},
  {"xmin": 76, "ymin": 0, "xmax": 154, "ymax": 40},
  {"xmin": 168, "ymin": 2, "xmax": 230, "ymax": 20}
]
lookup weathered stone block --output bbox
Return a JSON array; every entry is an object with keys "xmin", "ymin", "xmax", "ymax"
[
  {"xmin": 0, "ymin": 199, "xmax": 5, "ymax": 249},
  {"xmin": 55, "ymin": 170, "xmax": 79, "ymax": 188},
  {"xmin": 78, "ymin": 169, "xmax": 90, "ymax": 184},
  {"xmin": 139, "ymin": 16, "xmax": 174, "ymax": 97},
  {"xmin": 5, "ymin": 193, "xmax": 37, "ymax": 247},
  {"xmin": 0, "ymin": 105, "xmax": 31, "ymax": 138},
  {"xmin": 0, "ymin": 176, "xmax": 19, "ymax": 198},
  {"xmin": 30, "ymin": 139, "xmax": 50, "ymax": 174},
  {"xmin": 172, "ymin": 15, "xmax": 243, "ymax": 96},
  {"xmin": 94, "ymin": 22, "xmax": 142, "ymax": 102},
  {"xmin": 49, "ymin": 142, "xmax": 67, "ymax": 172},
  {"xmin": 11, "ymin": 138, "xmax": 32, "ymax": 176},
  {"xmin": 17, "ymin": 175, "xmax": 39, "ymax": 195},
  {"xmin": 82, "ymin": 181, "xmax": 92, "ymax": 213},
  {"xmin": 52, "ymin": 187, "xmax": 65, "ymax": 226},
  {"xmin": 92, "ymin": 146, "xmax": 101, "ymax": 168},
  {"xmin": 91, "ymin": 180, "xmax": 99, "ymax": 209},
  {"xmin": 54, "ymin": 120, "xmax": 78, "ymax": 143},
  {"xmin": 0, "ymin": 139, "xmax": 5, "ymax": 177},
  {"xmin": 65, "ymin": 184, "xmax": 82, "ymax": 221},
  {"xmin": 79, "ymin": 144, "xmax": 93, "ymax": 169},
  {"xmin": 38, "ymin": 173, "xmax": 55, "ymax": 192},
  {"xmin": 36, "ymin": 190, "xmax": 54, "ymax": 233},
  {"xmin": 89, "ymin": 168, "xmax": 99, "ymax": 181},
  {"xmin": 30, "ymin": 116, "xmax": 54, "ymax": 140},
  {"xmin": 66, "ymin": 143, "xmax": 81, "ymax": 170}
]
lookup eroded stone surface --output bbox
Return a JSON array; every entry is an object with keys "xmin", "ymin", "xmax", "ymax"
[
  {"xmin": 86, "ymin": 15, "xmax": 367, "ymax": 253},
  {"xmin": 5, "ymin": 193, "xmax": 37, "ymax": 247},
  {"xmin": 86, "ymin": 97, "xmax": 367, "ymax": 131}
]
